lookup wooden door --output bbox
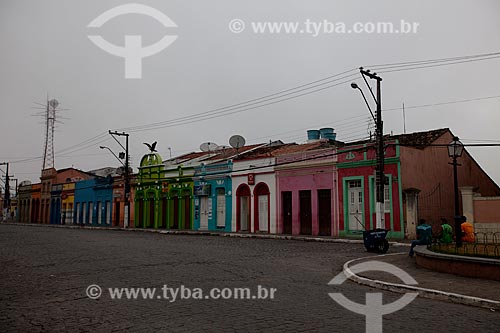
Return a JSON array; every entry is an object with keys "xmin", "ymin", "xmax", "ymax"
[
  {"xmin": 172, "ymin": 197, "xmax": 179, "ymax": 229},
  {"xmin": 348, "ymin": 180, "xmax": 363, "ymax": 231},
  {"xmin": 258, "ymin": 195, "xmax": 269, "ymax": 232},
  {"xmin": 184, "ymin": 194, "xmax": 191, "ymax": 229},
  {"xmin": 299, "ymin": 190, "xmax": 312, "ymax": 235},
  {"xmin": 216, "ymin": 188, "xmax": 226, "ymax": 228},
  {"xmin": 240, "ymin": 196, "xmax": 250, "ymax": 231},
  {"xmin": 318, "ymin": 189, "xmax": 331, "ymax": 236},
  {"xmin": 200, "ymin": 197, "xmax": 208, "ymax": 230},
  {"xmin": 282, "ymin": 192, "xmax": 292, "ymax": 234},
  {"xmin": 149, "ymin": 199, "xmax": 155, "ymax": 228}
]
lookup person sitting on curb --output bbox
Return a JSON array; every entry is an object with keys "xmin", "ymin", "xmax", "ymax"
[
  {"xmin": 409, "ymin": 219, "xmax": 432, "ymax": 257},
  {"xmin": 438, "ymin": 218, "xmax": 453, "ymax": 244},
  {"xmin": 460, "ymin": 216, "xmax": 475, "ymax": 243}
]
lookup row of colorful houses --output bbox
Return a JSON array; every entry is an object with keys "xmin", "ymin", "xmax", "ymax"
[
  {"xmin": 16, "ymin": 167, "xmax": 130, "ymax": 227},
  {"xmin": 15, "ymin": 128, "xmax": 500, "ymax": 239}
]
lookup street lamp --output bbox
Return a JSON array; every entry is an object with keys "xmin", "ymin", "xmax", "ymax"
[
  {"xmin": 350, "ymin": 83, "xmax": 376, "ymax": 122},
  {"xmin": 448, "ymin": 136, "xmax": 464, "ymax": 247},
  {"xmin": 100, "ymin": 146, "xmax": 125, "ymax": 167}
]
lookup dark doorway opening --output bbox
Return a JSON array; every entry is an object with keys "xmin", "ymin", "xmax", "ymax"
[
  {"xmin": 282, "ymin": 191, "xmax": 292, "ymax": 234},
  {"xmin": 299, "ymin": 190, "xmax": 312, "ymax": 235},
  {"xmin": 184, "ymin": 194, "xmax": 191, "ymax": 229},
  {"xmin": 172, "ymin": 196, "xmax": 179, "ymax": 229},
  {"xmin": 115, "ymin": 201, "xmax": 121, "ymax": 227},
  {"xmin": 318, "ymin": 189, "xmax": 332, "ymax": 236}
]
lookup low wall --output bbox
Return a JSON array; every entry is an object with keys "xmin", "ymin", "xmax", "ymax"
[
  {"xmin": 472, "ymin": 197, "xmax": 500, "ymax": 234},
  {"xmin": 415, "ymin": 246, "xmax": 500, "ymax": 281},
  {"xmin": 475, "ymin": 223, "xmax": 500, "ymax": 234}
]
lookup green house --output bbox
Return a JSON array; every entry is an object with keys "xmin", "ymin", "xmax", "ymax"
[{"xmin": 134, "ymin": 152, "xmax": 194, "ymax": 230}]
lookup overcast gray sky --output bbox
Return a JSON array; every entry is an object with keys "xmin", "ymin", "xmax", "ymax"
[{"xmin": 1, "ymin": 0, "xmax": 500, "ymax": 186}]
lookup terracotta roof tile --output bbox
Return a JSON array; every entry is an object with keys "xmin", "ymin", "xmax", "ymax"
[
  {"xmin": 390, "ymin": 128, "xmax": 449, "ymax": 146},
  {"xmin": 345, "ymin": 128, "xmax": 450, "ymax": 147}
]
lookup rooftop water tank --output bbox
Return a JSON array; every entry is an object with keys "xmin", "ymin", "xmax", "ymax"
[
  {"xmin": 320, "ymin": 127, "xmax": 336, "ymax": 141},
  {"xmin": 307, "ymin": 129, "xmax": 321, "ymax": 141}
]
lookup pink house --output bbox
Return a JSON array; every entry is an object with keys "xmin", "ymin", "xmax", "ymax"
[{"xmin": 275, "ymin": 141, "xmax": 339, "ymax": 236}]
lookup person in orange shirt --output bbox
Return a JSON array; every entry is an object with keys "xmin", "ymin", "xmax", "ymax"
[{"xmin": 460, "ymin": 216, "xmax": 475, "ymax": 243}]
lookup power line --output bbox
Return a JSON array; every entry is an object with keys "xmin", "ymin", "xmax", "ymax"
[
  {"xmin": 462, "ymin": 138, "xmax": 500, "ymax": 143},
  {"xmin": 120, "ymin": 51, "xmax": 500, "ymax": 133},
  {"xmin": 368, "ymin": 51, "xmax": 500, "ymax": 70},
  {"xmin": 248, "ymin": 116, "xmax": 372, "ymax": 143},
  {"xmin": 120, "ymin": 73, "xmax": 360, "ymax": 132},
  {"xmin": 378, "ymin": 55, "xmax": 500, "ymax": 74},
  {"xmin": 10, "ymin": 50, "xmax": 500, "ymax": 165},
  {"xmin": 122, "ymin": 77, "xmax": 358, "ymax": 133},
  {"xmin": 383, "ymin": 94, "xmax": 500, "ymax": 112}
]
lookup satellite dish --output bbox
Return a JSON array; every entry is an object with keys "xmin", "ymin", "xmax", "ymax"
[
  {"xmin": 229, "ymin": 135, "xmax": 246, "ymax": 149},
  {"xmin": 49, "ymin": 99, "xmax": 59, "ymax": 109},
  {"xmin": 200, "ymin": 142, "xmax": 219, "ymax": 152},
  {"xmin": 215, "ymin": 145, "xmax": 230, "ymax": 151}
]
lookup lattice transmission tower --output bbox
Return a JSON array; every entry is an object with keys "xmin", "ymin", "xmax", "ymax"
[{"xmin": 41, "ymin": 98, "xmax": 59, "ymax": 170}]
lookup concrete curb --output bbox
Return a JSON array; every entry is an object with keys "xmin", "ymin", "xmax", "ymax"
[
  {"xmin": 342, "ymin": 253, "xmax": 500, "ymax": 310},
  {"xmin": 1, "ymin": 222, "xmax": 411, "ymax": 246}
]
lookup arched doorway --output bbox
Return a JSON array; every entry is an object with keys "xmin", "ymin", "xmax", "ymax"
[
  {"xmin": 236, "ymin": 184, "xmax": 251, "ymax": 232},
  {"xmin": 254, "ymin": 183, "xmax": 270, "ymax": 233}
]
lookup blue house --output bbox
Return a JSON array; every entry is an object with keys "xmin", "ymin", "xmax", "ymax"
[
  {"xmin": 49, "ymin": 184, "xmax": 62, "ymax": 224},
  {"xmin": 74, "ymin": 177, "xmax": 114, "ymax": 226},
  {"xmin": 193, "ymin": 161, "xmax": 232, "ymax": 232}
]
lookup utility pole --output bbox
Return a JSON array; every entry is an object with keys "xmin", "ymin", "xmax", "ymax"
[
  {"xmin": 360, "ymin": 68, "xmax": 385, "ymax": 230},
  {"xmin": 0, "ymin": 162, "xmax": 10, "ymax": 221},
  {"xmin": 11, "ymin": 178, "xmax": 18, "ymax": 221},
  {"xmin": 109, "ymin": 131, "xmax": 130, "ymax": 228}
]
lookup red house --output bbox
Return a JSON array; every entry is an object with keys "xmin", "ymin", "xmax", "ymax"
[{"xmin": 337, "ymin": 128, "xmax": 500, "ymax": 239}]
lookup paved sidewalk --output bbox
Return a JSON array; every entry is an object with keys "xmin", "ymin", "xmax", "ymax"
[
  {"xmin": 351, "ymin": 249, "xmax": 500, "ymax": 308},
  {"xmin": 3, "ymin": 222, "xmax": 406, "ymax": 245}
]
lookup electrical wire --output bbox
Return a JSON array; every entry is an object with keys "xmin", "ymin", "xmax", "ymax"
[
  {"xmin": 7, "ymin": 50, "xmax": 500, "ymax": 166},
  {"xmin": 121, "ymin": 75, "xmax": 360, "ymax": 132},
  {"xmin": 383, "ymin": 94, "xmax": 500, "ymax": 112},
  {"xmin": 368, "ymin": 51, "xmax": 500, "ymax": 70}
]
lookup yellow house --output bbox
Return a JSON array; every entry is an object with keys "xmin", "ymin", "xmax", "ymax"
[{"xmin": 61, "ymin": 183, "xmax": 75, "ymax": 224}]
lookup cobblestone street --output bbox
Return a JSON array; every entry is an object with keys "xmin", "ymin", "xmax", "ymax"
[{"xmin": 0, "ymin": 224, "xmax": 498, "ymax": 332}]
